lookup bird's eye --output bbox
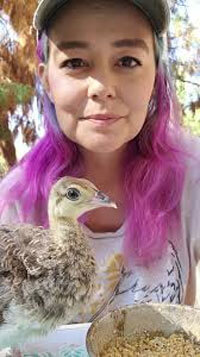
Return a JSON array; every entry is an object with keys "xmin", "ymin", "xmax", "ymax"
[{"xmin": 66, "ymin": 188, "xmax": 81, "ymax": 201}]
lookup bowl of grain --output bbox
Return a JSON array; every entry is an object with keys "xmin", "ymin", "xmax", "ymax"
[{"xmin": 86, "ymin": 303, "xmax": 200, "ymax": 356}]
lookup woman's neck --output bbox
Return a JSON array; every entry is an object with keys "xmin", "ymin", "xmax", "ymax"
[
  {"xmin": 80, "ymin": 148, "xmax": 126, "ymax": 233},
  {"xmin": 81, "ymin": 147, "xmax": 125, "ymax": 188}
]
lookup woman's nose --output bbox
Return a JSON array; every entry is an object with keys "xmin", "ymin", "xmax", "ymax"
[{"xmin": 87, "ymin": 75, "xmax": 117, "ymax": 101}]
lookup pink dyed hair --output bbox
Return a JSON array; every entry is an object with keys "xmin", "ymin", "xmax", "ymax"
[{"xmin": 0, "ymin": 32, "xmax": 189, "ymax": 265}]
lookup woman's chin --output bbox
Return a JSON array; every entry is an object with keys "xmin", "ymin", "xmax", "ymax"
[{"xmin": 80, "ymin": 140, "xmax": 126, "ymax": 153}]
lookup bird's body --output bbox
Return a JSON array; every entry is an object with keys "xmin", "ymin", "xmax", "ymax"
[{"xmin": 0, "ymin": 177, "xmax": 116, "ymax": 349}]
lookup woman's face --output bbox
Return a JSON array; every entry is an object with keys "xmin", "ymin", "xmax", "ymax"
[{"xmin": 39, "ymin": 0, "xmax": 156, "ymax": 153}]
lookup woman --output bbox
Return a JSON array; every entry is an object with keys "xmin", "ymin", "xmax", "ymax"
[{"xmin": 1, "ymin": 0, "xmax": 200, "ymax": 352}]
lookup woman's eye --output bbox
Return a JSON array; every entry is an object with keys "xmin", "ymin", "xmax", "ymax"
[
  {"xmin": 118, "ymin": 56, "xmax": 141, "ymax": 68},
  {"xmin": 60, "ymin": 58, "xmax": 88, "ymax": 70}
]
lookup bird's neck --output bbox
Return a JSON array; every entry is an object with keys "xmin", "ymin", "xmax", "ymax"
[{"xmin": 50, "ymin": 217, "xmax": 82, "ymax": 245}]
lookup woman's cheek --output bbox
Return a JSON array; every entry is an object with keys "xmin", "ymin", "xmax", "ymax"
[
  {"xmin": 125, "ymin": 79, "xmax": 154, "ymax": 111},
  {"xmin": 53, "ymin": 79, "xmax": 86, "ymax": 111}
]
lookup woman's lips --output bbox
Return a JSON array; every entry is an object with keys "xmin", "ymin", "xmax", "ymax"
[
  {"xmin": 86, "ymin": 114, "xmax": 121, "ymax": 120},
  {"xmin": 81, "ymin": 114, "xmax": 123, "ymax": 126},
  {"xmin": 88, "ymin": 117, "xmax": 121, "ymax": 126}
]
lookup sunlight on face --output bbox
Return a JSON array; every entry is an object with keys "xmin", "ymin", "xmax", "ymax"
[{"xmin": 39, "ymin": 0, "xmax": 156, "ymax": 154}]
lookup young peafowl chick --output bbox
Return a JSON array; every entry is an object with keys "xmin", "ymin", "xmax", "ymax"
[{"xmin": 0, "ymin": 176, "xmax": 117, "ymax": 349}]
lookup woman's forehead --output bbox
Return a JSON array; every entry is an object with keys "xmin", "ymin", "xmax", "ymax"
[
  {"xmin": 47, "ymin": 0, "xmax": 154, "ymax": 42},
  {"xmin": 49, "ymin": 0, "xmax": 133, "ymax": 16}
]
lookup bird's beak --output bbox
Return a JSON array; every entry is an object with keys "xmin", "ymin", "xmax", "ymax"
[{"xmin": 90, "ymin": 191, "xmax": 117, "ymax": 209}]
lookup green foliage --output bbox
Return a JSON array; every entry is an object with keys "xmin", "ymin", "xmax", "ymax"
[
  {"xmin": 0, "ymin": 154, "xmax": 9, "ymax": 178},
  {"xmin": 182, "ymin": 109, "xmax": 200, "ymax": 136},
  {"xmin": 0, "ymin": 82, "xmax": 33, "ymax": 109}
]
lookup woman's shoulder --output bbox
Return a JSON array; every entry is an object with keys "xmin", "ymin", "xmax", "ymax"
[
  {"xmin": 181, "ymin": 133, "xmax": 200, "ymax": 204},
  {"xmin": 180, "ymin": 133, "xmax": 200, "ymax": 256},
  {"xmin": 181, "ymin": 132, "xmax": 200, "ymax": 183},
  {"xmin": 0, "ymin": 164, "xmax": 25, "ymax": 224},
  {"xmin": 0, "ymin": 164, "xmax": 24, "ymax": 189}
]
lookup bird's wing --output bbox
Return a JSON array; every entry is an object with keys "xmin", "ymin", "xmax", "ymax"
[
  {"xmin": 0, "ymin": 223, "xmax": 52, "ymax": 274},
  {"xmin": 0, "ymin": 225, "xmax": 21, "ymax": 317},
  {"xmin": 0, "ymin": 224, "xmax": 50, "ymax": 314}
]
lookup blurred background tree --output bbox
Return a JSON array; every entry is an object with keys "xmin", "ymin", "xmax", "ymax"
[
  {"xmin": 0, "ymin": 0, "xmax": 37, "ymax": 171},
  {"xmin": 169, "ymin": 0, "xmax": 200, "ymax": 134},
  {"xmin": 0, "ymin": 0, "xmax": 200, "ymax": 175}
]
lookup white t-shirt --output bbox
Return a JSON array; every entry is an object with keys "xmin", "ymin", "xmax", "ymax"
[{"xmin": 1, "ymin": 134, "xmax": 200, "ymax": 324}]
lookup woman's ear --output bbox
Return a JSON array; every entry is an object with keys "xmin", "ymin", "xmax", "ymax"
[{"xmin": 37, "ymin": 63, "xmax": 54, "ymax": 103}]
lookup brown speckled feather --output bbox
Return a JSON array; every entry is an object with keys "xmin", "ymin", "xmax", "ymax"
[
  {"xmin": 0, "ymin": 223, "xmax": 96, "ymax": 327},
  {"xmin": 0, "ymin": 176, "xmax": 116, "ymax": 349}
]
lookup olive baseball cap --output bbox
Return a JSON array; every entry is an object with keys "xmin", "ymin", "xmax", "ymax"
[{"xmin": 33, "ymin": 0, "xmax": 170, "ymax": 36}]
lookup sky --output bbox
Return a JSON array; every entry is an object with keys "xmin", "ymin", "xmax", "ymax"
[
  {"xmin": 0, "ymin": 17, "xmax": 7, "ymax": 43},
  {"xmin": 187, "ymin": 0, "xmax": 200, "ymax": 27}
]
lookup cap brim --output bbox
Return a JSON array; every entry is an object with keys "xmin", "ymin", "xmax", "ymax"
[
  {"xmin": 33, "ymin": 0, "xmax": 170, "ymax": 35},
  {"xmin": 33, "ymin": 0, "xmax": 69, "ymax": 31},
  {"xmin": 131, "ymin": 0, "xmax": 170, "ymax": 35}
]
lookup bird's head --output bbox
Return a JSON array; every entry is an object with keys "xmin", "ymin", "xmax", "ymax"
[{"xmin": 48, "ymin": 176, "xmax": 117, "ymax": 225}]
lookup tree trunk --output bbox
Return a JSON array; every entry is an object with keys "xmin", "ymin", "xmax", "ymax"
[{"xmin": 0, "ymin": 113, "xmax": 16, "ymax": 167}]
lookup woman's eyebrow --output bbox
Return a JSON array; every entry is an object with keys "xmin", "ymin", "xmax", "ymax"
[
  {"xmin": 55, "ymin": 38, "xmax": 149, "ymax": 54},
  {"xmin": 56, "ymin": 41, "xmax": 90, "ymax": 50},
  {"xmin": 112, "ymin": 38, "xmax": 149, "ymax": 54}
]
